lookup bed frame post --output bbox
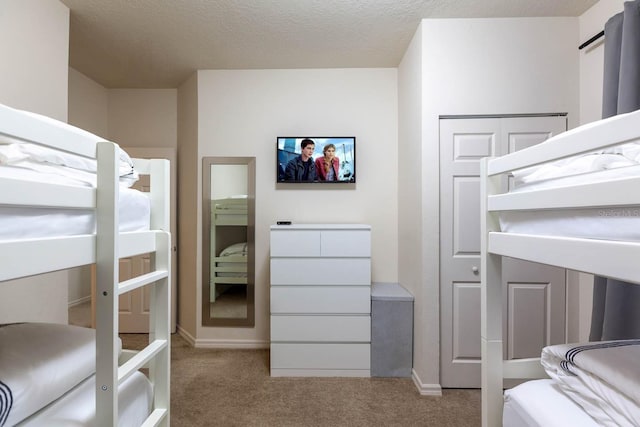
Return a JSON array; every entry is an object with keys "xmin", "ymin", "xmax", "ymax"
[
  {"xmin": 149, "ymin": 159, "xmax": 171, "ymax": 426},
  {"xmin": 480, "ymin": 158, "xmax": 503, "ymax": 427},
  {"xmin": 149, "ymin": 231, "xmax": 171, "ymax": 426},
  {"xmin": 95, "ymin": 141, "xmax": 120, "ymax": 426}
]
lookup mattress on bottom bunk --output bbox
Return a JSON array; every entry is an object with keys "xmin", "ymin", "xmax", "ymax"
[
  {"xmin": 500, "ymin": 164, "xmax": 640, "ymax": 241},
  {"xmin": 503, "ymin": 379, "xmax": 599, "ymax": 427},
  {"xmin": 17, "ymin": 371, "xmax": 153, "ymax": 427},
  {"xmin": 0, "ymin": 166, "xmax": 150, "ymax": 241},
  {"xmin": 0, "ymin": 323, "xmax": 103, "ymax": 426},
  {"xmin": 214, "ymin": 242, "xmax": 248, "ymax": 278}
]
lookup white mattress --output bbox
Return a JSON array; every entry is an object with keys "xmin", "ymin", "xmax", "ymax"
[
  {"xmin": 17, "ymin": 371, "xmax": 153, "ymax": 427},
  {"xmin": 0, "ymin": 166, "xmax": 150, "ymax": 241},
  {"xmin": 500, "ymin": 164, "xmax": 640, "ymax": 241},
  {"xmin": 503, "ymin": 379, "xmax": 599, "ymax": 427}
]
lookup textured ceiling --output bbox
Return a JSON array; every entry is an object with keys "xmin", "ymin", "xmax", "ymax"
[{"xmin": 60, "ymin": 0, "xmax": 599, "ymax": 89}]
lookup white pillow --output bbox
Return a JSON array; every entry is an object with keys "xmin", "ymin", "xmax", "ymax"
[
  {"xmin": 0, "ymin": 323, "xmax": 105, "ymax": 426},
  {"xmin": 220, "ymin": 242, "xmax": 248, "ymax": 257}
]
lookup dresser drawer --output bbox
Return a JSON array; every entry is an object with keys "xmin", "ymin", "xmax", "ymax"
[
  {"xmin": 270, "ymin": 230, "xmax": 320, "ymax": 257},
  {"xmin": 321, "ymin": 230, "xmax": 370, "ymax": 257},
  {"xmin": 271, "ymin": 286, "xmax": 371, "ymax": 314},
  {"xmin": 270, "ymin": 343, "xmax": 370, "ymax": 370},
  {"xmin": 271, "ymin": 258, "xmax": 371, "ymax": 285},
  {"xmin": 271, "ymin": 315, "xmax": 370, "ymax": 342}
]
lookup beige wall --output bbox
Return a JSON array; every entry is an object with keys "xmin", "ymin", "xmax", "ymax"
[
  {"xmin": 193, "ymin": 69, "xmax": 398, "ymax": 346},
  {"xmin": 0, "ymin": 0, "xmax": 69, "ymax": 121},
  {"xmin": 397, "ymin": 25, "xmax": 431, "ymax": 393},
  {"xmin": 177, "ymin": 74, "xmax": 199, "ymax": 339},
  {"xmin": 398, "ymin": 17, "xmax": 580, "ymax": 391},
  {"xmin": 68, "ymin": 68, "xmax": 108, "ymax": 137},
  {"xmin": 108, "ymin": 89, "xmax": 177, "ymax": 148},
  {"xmin": 0, "ymin": 0, "xmax": 70, "ymax": 324}
]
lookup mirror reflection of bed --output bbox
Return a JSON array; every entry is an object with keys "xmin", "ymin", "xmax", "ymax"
[
  {"xmin": 202, "ymin": 157, "xmax": 255, "ymax": 327},
  {"xmin": 210, "ymin": 202, "xmax": 248, "ymax": 318}
]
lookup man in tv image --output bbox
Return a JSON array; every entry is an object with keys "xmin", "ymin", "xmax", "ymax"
[{"xmin": 284, "ymin": 138, "xmax": 317, "ymax": 181}]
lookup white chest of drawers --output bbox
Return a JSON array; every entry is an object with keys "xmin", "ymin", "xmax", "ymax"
[{"xmin": 270, "ymin": 224, "xmax": 371, "ymax": 377}]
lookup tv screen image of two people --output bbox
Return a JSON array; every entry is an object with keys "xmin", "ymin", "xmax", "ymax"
[{"xmin": 277, "ymin": 137, "xmax": 356, "ymax": 183}]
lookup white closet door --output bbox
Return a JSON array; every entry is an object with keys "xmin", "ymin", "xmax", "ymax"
[{"xmin": 439, "ymin": 115, "xmax": 567, "ymax": 388}]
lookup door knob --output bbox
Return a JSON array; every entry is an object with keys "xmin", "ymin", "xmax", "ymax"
[{"xmin": 472, "ymin": 266, "xmax": 479, "ymax": 274}]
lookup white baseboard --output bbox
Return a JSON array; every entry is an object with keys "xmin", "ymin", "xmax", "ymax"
[
  {"xmin": 176, "ymin": 325, "xmax": 197, "ymax": 346},
  {"xmin": 68, "ymin": 295, "xmax": 91, "ymax": 308},
  {"xmin": 176, "ymin": 325, "xmax": 269, "ymax": 349},
  {"xmin": 194, "ymin": 338, "xmax": 269, "ymax": 349},
  {"xmin": 411, "ymin": 368, "xmax": 442, "ymax": 396}
]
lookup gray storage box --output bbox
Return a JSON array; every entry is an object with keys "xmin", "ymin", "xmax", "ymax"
[{"xmin": 371, "ymin": 282, "xmax": 414, "ymax": 377}]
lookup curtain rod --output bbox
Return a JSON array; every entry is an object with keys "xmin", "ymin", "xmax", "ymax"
[{"xmin": 579, "ymin": 30, "xmax": 605, "ymax": 50}]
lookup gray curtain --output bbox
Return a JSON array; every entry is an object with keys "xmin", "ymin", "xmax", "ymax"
[{"xmin": 590, "ymin": 0, "xmax": 640, "ymax": 341}]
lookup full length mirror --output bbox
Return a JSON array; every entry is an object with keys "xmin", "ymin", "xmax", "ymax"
[{"xmin": 202, "ymin": 157, "xmax": 255, "ymax": 327}]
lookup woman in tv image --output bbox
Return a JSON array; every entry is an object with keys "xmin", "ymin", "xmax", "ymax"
[{"xmin": 314, "ymin": 143, "xmax": 340, "ymax": 181}]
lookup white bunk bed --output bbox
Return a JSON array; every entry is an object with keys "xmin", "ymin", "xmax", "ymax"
[
  {"xmin": 209, "ymin": 197, "xmax": 248, "ymax": 303},
  {"xmin": 481, "ymin": 109, "xmax": 640, "ymax": 426},
  {"xmin": 0, "ymin": 103, "xmax": 171, "ymax": 426}
]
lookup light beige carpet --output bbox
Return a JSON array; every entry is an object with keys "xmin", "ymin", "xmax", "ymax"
[
  {"xmin": 122, "ymin": 333, "xmax": 480, "ymax": 427},
  {"xmin": 70, "ymin": 304, "xmax": 480, "ymax": 426}
]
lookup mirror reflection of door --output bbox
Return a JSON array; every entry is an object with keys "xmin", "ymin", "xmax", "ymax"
[{"xmin": 202, "ymin": 157, "xmax": 255, "ymax": 327}]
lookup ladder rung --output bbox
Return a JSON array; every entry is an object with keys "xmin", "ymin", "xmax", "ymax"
[
  {"xmin": 119, "ymin": 270, "xmax": 168, "ymax": 295},
  {"xmin": 140, "ymin": 408, "xmax": 167, "ymax": 427},
  {"xmin": 118, "ymin": 339, "xmax": 167, "ymax": 383}
]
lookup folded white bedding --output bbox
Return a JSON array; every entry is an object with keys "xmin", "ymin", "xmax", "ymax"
[
  {"xmin": 0, "ymin": 103, "xmax": 138, "ymax": 187},
  {"xmin": 512, "ymin": 109, "xmax": 640, "ymax": 187},
  {"xmin": 541, "ymin": 340, "xmax": 640, "ymax": 427},
  {"xmin": 0, "ymin": 323, "xmax": 123, "ymax": 426},
  {"xmin": 512, "ymin": 153, "xmax": 637, "ymax": 187},
  {"xmin": 0, "ymin": 146, "xmax": 137, "ymax": 188}
]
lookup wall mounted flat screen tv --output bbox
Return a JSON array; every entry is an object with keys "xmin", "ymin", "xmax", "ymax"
[{"xmin": 277, "ymin": 137, "xmax": 355, "ymax": 183}]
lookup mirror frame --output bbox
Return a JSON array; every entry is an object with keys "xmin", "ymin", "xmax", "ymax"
[{"xmin": 202, "ymin": 156, "xmax": 256, "ymax": 327}]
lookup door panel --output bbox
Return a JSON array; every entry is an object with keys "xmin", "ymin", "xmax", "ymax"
[
  {"xmin": 452, "ymin": 283, "xmax": 481, "ymax": 359},
  {"xmin": 118, "ymin": 175, "xmax": 151, "ymax": 333},
  {"xmin": 118, "ymin": 253, "xmax": 151, "ymax": 332},
  {"xmin": 453, "ymin": 177, "xmax": 481, "ymax": 255},
  {"xmin": 440, "ymin": 115, "xmax": 567, "ymax": 388}
]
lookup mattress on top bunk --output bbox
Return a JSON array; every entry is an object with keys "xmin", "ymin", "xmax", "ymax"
[
  {"xmin": 17, "ymin": 371, "xmax": 152, "ymax": 427},
  {"xmin": 503, "ymin": 379, "xmax": 599, "ymax": 427},
  {"xmin": 499, "ymin": 153, "xmax": 640, "ymax": 241},
  {"xmin": 0, "ymin": 163, "xmax": 150, "ymax": 241}
]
